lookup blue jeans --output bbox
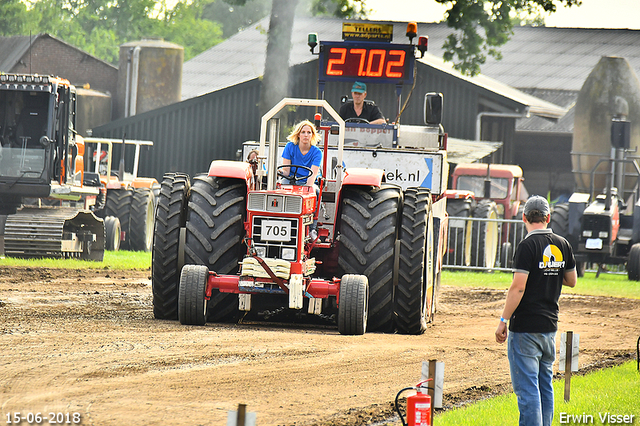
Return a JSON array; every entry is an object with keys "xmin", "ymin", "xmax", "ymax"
[{"xmin": 508, "ymin": 331, "xmax": 556, "ymax": 426}]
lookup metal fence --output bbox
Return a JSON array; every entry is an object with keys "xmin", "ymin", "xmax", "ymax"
[{"xmin": 443, "ymin": 216, "xmax": 528, "ymax": 272}]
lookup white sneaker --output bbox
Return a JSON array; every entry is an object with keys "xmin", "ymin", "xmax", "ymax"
[{"xmin": 310, "ymin": 230, "xmax": 318, "ymax": 241}]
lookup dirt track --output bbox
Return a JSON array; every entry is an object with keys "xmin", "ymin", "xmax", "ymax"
[{"xmin": 0, "ymin": 266, "xmax": 638, "ymax": 425}]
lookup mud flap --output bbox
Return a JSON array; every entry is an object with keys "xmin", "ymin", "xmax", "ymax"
[{"xmin": 289, "ymin": 274, "xmax": 303, "ymax": 309}]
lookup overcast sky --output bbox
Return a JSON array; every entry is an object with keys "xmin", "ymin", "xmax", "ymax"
[{"xmin": 365, "ymin": 0, "xmax": 640, "ymax": 30}]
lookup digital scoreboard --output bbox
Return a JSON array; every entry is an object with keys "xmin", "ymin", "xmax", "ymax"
[{"xmin": 318, "ymin": 41, "xmax": 416, "ymax": 85}]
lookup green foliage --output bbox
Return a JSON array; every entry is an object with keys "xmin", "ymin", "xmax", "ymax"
[
  {"xmin": 434, "ymin": 361, "xmax": 640, "ymax": 425},
  {"xmin": 1, "ymin": 0, "xmax": 224, "ymax": 64},
  {"xmin": 0, "ymin": 251, "xmax": 152, "ymax": 270},
  {"xmin": 438, "ymin": 0, "xmax": 582, "ymax": 76},
  {"xmin": 203, "ymin": 0, "xmax": 271, "ymax": 39},
  {"xmin": 0, "ymin": 0, "xmax": 36, "ymax": 35}
]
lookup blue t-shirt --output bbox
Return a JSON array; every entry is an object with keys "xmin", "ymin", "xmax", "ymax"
[{"xmin": 281, "ymin": 142, "xmax": 322, "ymax": 184}]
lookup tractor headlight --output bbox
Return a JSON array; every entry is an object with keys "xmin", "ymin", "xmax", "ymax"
[
  {"xmin": 282, "ymin": 248, "xmax": 296, "ymax": 260},
  {"xmin": 598, "ymin": 231, "xmax": 608, "ymax": 239},
  {"xmin": 255, "ymin": 246, "xmax": 267, "ymax": 258},
  {"xmin": 582, "ymin": 230, "xmax": 592, "ymax": 237}
]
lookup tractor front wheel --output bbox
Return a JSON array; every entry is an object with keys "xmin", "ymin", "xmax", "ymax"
[
  {"xmin": 628, "ymin": 243, "xmax": 640, "ymax": 281},
  {"xmin": 337, "ymin": 274, "xmax": 369, "ymax": 335},
  {"xmin": 104, "ymin": 216, "xmax": 121, "ymax": 251},
  {"xmin": 178, "ymin": 264, "xmax": 209, "ymax": 325}
]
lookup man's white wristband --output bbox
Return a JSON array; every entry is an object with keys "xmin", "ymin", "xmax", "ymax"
[{"xmin": 500, "ymin": 317, "xmax": 508, "ymax": 323}]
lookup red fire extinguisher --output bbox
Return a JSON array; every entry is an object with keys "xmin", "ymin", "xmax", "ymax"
[{"xmin": 395, "ymin": 379, "xmax": 433, "ymax": 426}]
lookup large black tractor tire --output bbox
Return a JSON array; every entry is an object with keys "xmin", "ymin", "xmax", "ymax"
[
  {"xmin": 396, "ymin": 188, "xmax": 434, "ymax": 335},
  {"xmin": 184, "ymin": 175, "xmax": 246, "ymax": 323},
  {"xmin": 338, "ymin": 185, "xmax": 401, "ymax": 333},
  {"xmin": 549, "ymin": 202, "xmax": 569, "ymax": 237},
  {"xmin": 152, "ymin": 173, "xmax": 190, "ymax": 320},
  {"xmin": 178, "ymin": 264, "xmax": 209, "ymax": 325},
  {"xmin": 104, "ymin": 216, "xmax": 121, "ymax": 251},
  {"xmin": 627, "ymin": 243, "xmax": 640, "ymax": 281},
  {"xmin": 337, "ymin": 274, "xmax": 369, "ymax": 335},
  {"xmin": 504, "ymin": 205, "xmax": 526, "ymax": 268},
  {"xmin": 468, "ymin": 200, "xmax": 499, "ymax": 268},
  {"xmin": 129, "ymin": 187, "xmax": 156, "ymax": 251},
  {"xmin": 548, "ymin": 202, "xmax": 586, "ymax": 276},
  {"xmin": 445, "ymin": 198, "xmax": 472, "ymax": 265},
  {"xmin": 104, "ymin": 188, "xmax": 133, "ymax": 250}
]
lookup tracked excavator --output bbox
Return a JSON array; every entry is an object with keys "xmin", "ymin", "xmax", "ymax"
[{"xmin": 0, "ymin": 73, "xmax": 105, "ymax": 260}]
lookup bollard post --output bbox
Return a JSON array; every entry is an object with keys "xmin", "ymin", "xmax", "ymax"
[
  {"xmin": 564, "ymin": 331, "xmax": 573, "ymax": 402},
  {"xmin": 236, "ymin": 403, "xmax": 246, "ymax": 426},
  {"xmin": 428, "ymin": 360, "xmax": 436, "ymax": 423}
]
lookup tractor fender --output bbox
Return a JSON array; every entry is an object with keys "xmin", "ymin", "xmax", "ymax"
[
  {"xmin": 443, "ymin": 189, "xmax": 475, "ymax": 201},
  {"xmin": 208, "ymin": 160, "xmax": 252, "ymax": 186},
  {"xmin": 131, "ymin": 177, "xmax": 158, "ymax": 189},
  {"xmin": 342, "ymin": 167, "xmax": 384, "ymax": 187}
]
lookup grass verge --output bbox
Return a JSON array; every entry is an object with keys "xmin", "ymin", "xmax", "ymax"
[
  {"xmin": 442, "ymin": 270, "xmax": 640, "ymax": 299},
  {"xmin": 433, "ymin": 361, "xmax": 640, "ymax": 425},
  {"xmin": 0, "ymin": 251, "xmax": 152, "ymax": 270}
]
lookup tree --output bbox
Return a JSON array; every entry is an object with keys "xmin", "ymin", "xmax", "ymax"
[
  {"xmin": 439, "ymin": 0, "xmax": 582, "ymax": 76},
  {"xmin": 3, "ymin": 0, "xmax": 223, "ymax": 64},
  {"xmin": 0, "ymin": 0, "xmax": 35, "ymax": 36}
]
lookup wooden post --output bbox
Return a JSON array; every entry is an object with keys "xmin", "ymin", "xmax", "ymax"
[
  {"xmin": 429, "ymin": 359, "xmax": 437, "ymax": 423},
  {"xmin": 236, "ymin": 403, "xmax": 246, "ymax": 426},
  {"xmin": 564, "ymin": 331, "xmax": 573, "ymax": 402}
]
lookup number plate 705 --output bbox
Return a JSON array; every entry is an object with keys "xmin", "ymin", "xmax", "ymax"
[{"xmin": 261, "ymin": 220, "xmax": 291, "ymax": 242}]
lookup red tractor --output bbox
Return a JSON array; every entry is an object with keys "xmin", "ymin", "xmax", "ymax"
[
  {"xmin": 444, "ymin": 163, "xmax": 528, "ymax": 268},
  {"xmin": 151, "ymin": 98, "xmax": 448, "ymax": 335}
]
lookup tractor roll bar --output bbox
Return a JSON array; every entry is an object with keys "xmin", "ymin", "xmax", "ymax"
[{"xmin": 258, "ymin": 98, "xmax": 345, "ymax": 191}]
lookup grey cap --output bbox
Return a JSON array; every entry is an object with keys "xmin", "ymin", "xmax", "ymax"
[{"xmin": 523, "ymin": 195, "xmax": 550, "ymax": 215}]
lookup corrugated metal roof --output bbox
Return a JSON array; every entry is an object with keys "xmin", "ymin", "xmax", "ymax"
[
  {"xmin": 182, "ymin": 17, "xmax": 567, "ymax": 120},
  {"xmin": 515, "ymin": 89, "xmax": 578, "ymax": 133},
  {"xmin": 0, "ymin": 34, "xmax": 35, "ymax": 71},
  {"xmin": 183, "ymin": 19, "xmax": 640, "ymax": 100}
]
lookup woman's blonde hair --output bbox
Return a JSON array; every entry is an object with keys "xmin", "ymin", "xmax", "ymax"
[{"xmin": 286, "ymin": 120, "xmax": 321, "ymax": 145}]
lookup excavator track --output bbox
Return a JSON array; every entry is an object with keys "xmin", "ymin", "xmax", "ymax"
[{"xmin": 2, "ymin": 207, "xmax": 105, "ymax": 261}]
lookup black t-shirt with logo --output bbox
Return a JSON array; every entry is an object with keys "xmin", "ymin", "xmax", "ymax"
[{"xmin": 510, "ymin": 228, "xmax": 576, "ymax": 333}]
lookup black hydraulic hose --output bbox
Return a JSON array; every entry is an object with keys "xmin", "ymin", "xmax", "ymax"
[
  {"xmin": 395, "ymin": 384, "xmax": 436, "ymax": 426},
  {"xmin": 394, "ymin": 387, "xmax": 415, "ymax": 426}
]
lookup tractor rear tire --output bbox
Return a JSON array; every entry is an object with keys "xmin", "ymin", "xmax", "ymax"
[
  {"xmin": 445, "ymin": 198, "xmax": 472, "ymax": 266},
  {"xmin": 129, "ymin": 187, "xmax": 156, "ymax": 251},
  {"xmin": 104, "ymin": 216, "xmax": 121, "ymax": 251},
  {"xmin": 338, "ymin": 185, "xmax": 401, "ymax": 333},
  {"xmin": 396, "ymin": 188, "xmax": 434, "ymax": 335},
  {"xmin": 178, "ymin": 264, "xmax": 209, "ymax": 325},
  {"xmin": 469, "ymin": 200, "xmax": 499, "ymax": 268},
  {"xmin": 337, "ymin": 274, "xmax": 369, "ymax": 335},
  {"xmin": 184, "ymin": 175, "xmax": 246, "ymax": 322},
  {"xmin": 104, "ymin": 188, "xmax": 133, "ymax": 250},
  {"xmin": 549, "ymin": 202, "xmax": 585, "ymax": 276},
  {"xmin": 152, "ymin": 173, "xmax": 190, "ymax": 320},
  {"xmin": 549, "ymin": 202, "xmax": 570, "ymax": 237},
  {"xmin": 628, "ymin": 243, "xmax": 640, "ymax": 281}
]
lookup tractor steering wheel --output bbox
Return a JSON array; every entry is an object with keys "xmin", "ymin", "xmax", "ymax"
[
  {"xmin": 345, "ymin": 117, "xmax": 369, "ymax": 124},
  {"xmin": 276, "ymin": 164, "xmax": 313, "ymax": 185}
]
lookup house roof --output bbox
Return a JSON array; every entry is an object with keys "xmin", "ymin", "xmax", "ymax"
[
  {"xmin": 0, "ymin": 33, "xmax": 117, "ymax": 74},
  {"xmin": 0, "ymin": 34, "xmax": 34, "ymax": 71},
  {"xmin": 183, "ymin": 18, "xmax": 640, "ymax": 99}
]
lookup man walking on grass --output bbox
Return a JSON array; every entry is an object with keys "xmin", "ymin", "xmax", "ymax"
[{"xmin": 495, "ymin": 195, "xmax": 577, "ymax": 426}]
